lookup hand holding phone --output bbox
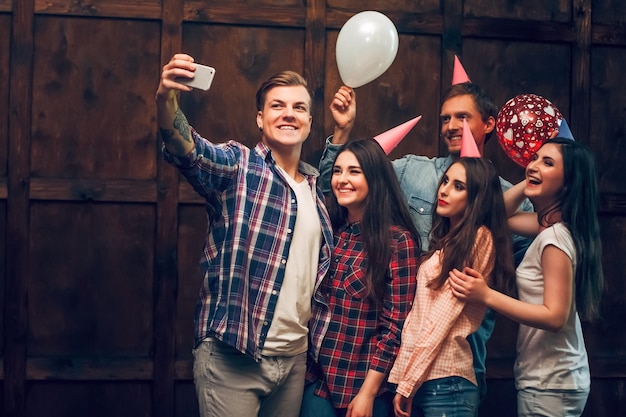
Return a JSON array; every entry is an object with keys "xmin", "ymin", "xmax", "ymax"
[{"xmin": 175, "ymin": 64, "xmax": 215, "ymax": 91}]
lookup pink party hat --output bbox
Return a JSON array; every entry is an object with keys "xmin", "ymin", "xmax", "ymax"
[
  {"xmin": 452, "ymin": 55, "xmax": 471, "ymax": 85},
  {"xmin": 374, "ymin": 115, "xmax": 422, "ymax": 154},
  {"xmin": 461, "ymin": 119, "xmax": 481, "ymax": 157}
]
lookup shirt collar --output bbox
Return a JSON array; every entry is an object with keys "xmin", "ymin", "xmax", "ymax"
[
  {"xmin": 338, "ymin": 221, "xmax": 362, "ymax": 235},
  {"xmin": 254, "ymin": 142, "xmax": 320, "ymax": 179}
]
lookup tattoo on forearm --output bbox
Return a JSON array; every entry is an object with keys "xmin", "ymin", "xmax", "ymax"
[
  {"xmin": 159, "ymin": 128, "xmax": 176, "ymax": 145},
  {"xmin": 173, "ymin": 108, "xmax": 192, "ymax": 143},
  {"xmin": 160, "ymin": 127, "xmax": 187, "ymax": 154}
]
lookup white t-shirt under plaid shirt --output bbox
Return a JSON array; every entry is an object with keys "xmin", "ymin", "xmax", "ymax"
[{"xmin": 164, "ymin": 129, "xmax": 333, "ymax": 362}]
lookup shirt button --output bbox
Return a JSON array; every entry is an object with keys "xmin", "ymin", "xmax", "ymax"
[
  {"xmin": 419, "ymin": 207, "xmax": 424, "ymax": 213},
  {"xmin": 263, "ymin": 321, "xmax": 269, "ymax": 326},
  {"xmin": 272, "ymin": 290, "xmax": 277, "ymax": 295},
  {"xmin": 291, "ymin": 199, "xmax": 296, "ymax": 203},
  {"xmin": 281, "ymin": 259, "xmax": 286, "ymax": 264},
  {"xmin": 287, "ymin": 229, "xmax": 292, "ymax": 234}
]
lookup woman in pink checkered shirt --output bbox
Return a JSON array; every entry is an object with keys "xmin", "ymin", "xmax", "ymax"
[
  {"xmin": 389, "ymin": 158, "xmax": 516, "ymax": 417},
  {"xmin": 449, "ymin": 138, "xmax": 603, "ymax": 417}
]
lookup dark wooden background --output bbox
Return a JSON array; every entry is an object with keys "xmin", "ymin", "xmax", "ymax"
[{"xmin": 1, "ymin": 1, "xmax": 625, "ymax": 416}]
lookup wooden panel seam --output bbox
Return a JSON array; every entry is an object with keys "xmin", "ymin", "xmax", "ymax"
[
  {"xmin": 462, "ymin": 17, "xmax": 574, "ymax": 43},
  {"xmin": 25, "ymin": 357, "xmax": 153, "ymax": 380},
  {"xmin": 34, "ymin": 0, "xmax": 161, "ymax": 19},
  {"xmin": 183, "ymin": 2, "xmax": 304, "ymax": 27},
  {"xmin": 0, "ymin": 178, "xmax": 7, "ymax": 199},
  {"xmin": 304, "ymin": 0, "xmax": 326, "ymax": 152},
  {"xmin": 326, "ymin": 9, "xmax": 443, "ymax": 35},
  {"xmin": 10, "ymin": 356, "xmax": 625, "ymax": 381},
  {"xmin": 571, "ymin": 0, "xmax": 592, "ymax": 145},
  {"xmin": 154, "ymin": 0, "xmax": 184, "ymax": 415},
  {"xmin": 592, "ymin": 24, "xmax": 626, "ymax": 46},
  {"xmin": 10, "ymin": 6, "xmax": 626, "ymax": 47},
  {"xmin": 28, "ymin": 178, "xmax": 158, "ymax": 203},
  {"xmin": 6, "ymin": 0, "xmax": 35, "ymax": 414}
]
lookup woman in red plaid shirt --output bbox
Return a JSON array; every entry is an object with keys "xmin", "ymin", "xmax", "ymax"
[{"xmin": 300, "ymin": 139, "xmax": 421, "ymax": 417}]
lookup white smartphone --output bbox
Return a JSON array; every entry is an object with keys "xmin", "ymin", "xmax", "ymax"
[{"xmin": 176, "ymin": 64, "xmax": 215, "ymax": 90}]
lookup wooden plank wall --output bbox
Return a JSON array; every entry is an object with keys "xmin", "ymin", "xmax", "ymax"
[{"xmin": 1, "ymin": 0, "xmax": 625, "ymax": 416}]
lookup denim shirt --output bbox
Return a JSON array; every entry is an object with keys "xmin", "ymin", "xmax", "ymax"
[{"xmin": 318, "ymin": 136, "xmax": 534, "ymax": 377}]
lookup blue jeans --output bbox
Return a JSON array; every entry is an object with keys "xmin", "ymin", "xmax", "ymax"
[
  {"xmin": 412, "ymin": 376, "xmax": 478, "ymax": 417},
  {"xmin": 193, "ymin": 338, "xmax": 307, "ymax": 417},
  {"xmin": 299, "ymin": 382, "xmax": 394, "ymax": 417}
]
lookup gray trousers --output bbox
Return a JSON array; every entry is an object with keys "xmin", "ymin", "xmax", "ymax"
[
  {"xmin": 517, "ymin": 387, "xmax": 590, "ymax": 417},
  {"xmin": 193, "ymin": 338, "xmax": 307, "ymax": 417}
]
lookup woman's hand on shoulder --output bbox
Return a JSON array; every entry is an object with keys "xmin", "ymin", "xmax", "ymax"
[{"xmin": 448, "ymin": 267, "xmax": 489, "ymax": 303}]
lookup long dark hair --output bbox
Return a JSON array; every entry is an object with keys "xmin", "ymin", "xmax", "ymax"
[
  {"xmin": 427, "ymin": 158, "xmax": 515, "ymax": 295},
  {"xmin": 537, "ymin": 137, "xmax": 604, "ymax": 321},
  {"xmin": 325, "ymin": 139, "xmax": 421, "ymax": 303}
]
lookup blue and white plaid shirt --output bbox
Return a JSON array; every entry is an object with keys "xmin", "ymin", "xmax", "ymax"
[{"xmin": 165, "ymin": 129, "xmax": 333, "ymax": 361}]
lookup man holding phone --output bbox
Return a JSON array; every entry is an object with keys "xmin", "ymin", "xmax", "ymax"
[
  {"xmin": 156, "ymin": 54, "xmax": 334, "ymax": 417},
  {"xmin": 175, "ymin": 62, "xmax": 215, "ymax": 90}
]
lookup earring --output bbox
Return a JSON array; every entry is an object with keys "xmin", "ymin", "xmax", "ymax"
[{"xmin": 258, "ymin": 125, "xmax": 263, "ymax": 131}]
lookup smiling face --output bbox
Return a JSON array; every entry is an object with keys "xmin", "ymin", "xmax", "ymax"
[
  {"xmin": 524, "ymin": 142, "xmax": 565, "ymax": 210},
  {"xmin": 440, "ymin": 94, "xmax": 494, "ymax": 156},
  {"xmin": 331, "ymin": 150, "xmax": 369, "ymax": 222},
  {"xmin": 256, "ymin": 85, "xmax": 312, "ymax": 152},
  {"xmin": 436, "ymin": 162, "xmax": 469, "ymax": 227}
]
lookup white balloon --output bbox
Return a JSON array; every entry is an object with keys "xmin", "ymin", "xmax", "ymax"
[{"xmin": 336, "ymin": 11, "xmax": 399, "ymax": 88}]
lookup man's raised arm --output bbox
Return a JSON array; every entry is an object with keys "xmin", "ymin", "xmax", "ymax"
[{"xmin": 155, "ymin": 54, "xmax": 198, "ymax": 156}]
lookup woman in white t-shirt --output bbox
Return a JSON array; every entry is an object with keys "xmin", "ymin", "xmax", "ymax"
[{"xmin": 448, "ymin": 137, "xmax": 604, "ymax": 417}]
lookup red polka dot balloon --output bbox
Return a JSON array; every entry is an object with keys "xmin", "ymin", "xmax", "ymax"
[{"xmin": 496, "ymin": 94, "xmax": 563, "ymax": 167}]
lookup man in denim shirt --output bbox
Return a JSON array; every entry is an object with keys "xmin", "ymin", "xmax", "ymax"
[{"xmin": 318, "ymin": 82, "xmax": 534, "ymax": 411}]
